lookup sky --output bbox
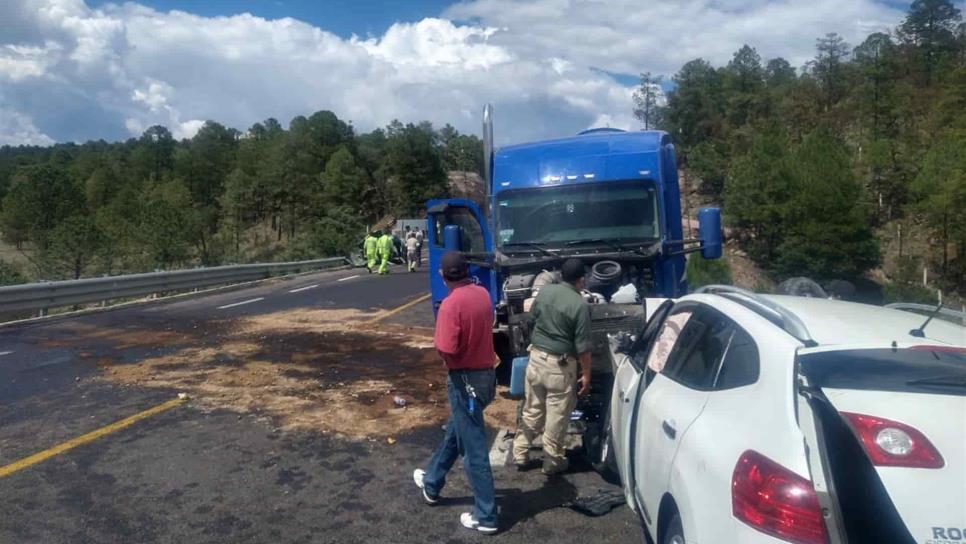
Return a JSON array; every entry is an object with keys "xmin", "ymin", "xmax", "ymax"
[{"xmin": 0, "ymin": 0, "xmax": 913, "ymax": 147}]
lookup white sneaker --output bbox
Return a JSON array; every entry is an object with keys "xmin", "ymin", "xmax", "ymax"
[
  {"xmin": 412, "ymin": 469, "xmax": 438, "ymax": 505},
  {"xmin": 460, "ymin": 512, "xmax": 498, "ymax": 534}
]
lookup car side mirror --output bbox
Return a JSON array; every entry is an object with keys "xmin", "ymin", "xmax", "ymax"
[
  {"xmin": 443, "ymin": 224, "xmax": 462, "ymax": 252},
  {"xmin": 698, "ymin": 207, "xmax": 723, "ymax": 260}
]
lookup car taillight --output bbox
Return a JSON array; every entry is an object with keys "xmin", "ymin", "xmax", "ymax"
[
  {"xmin": 732, "ymin": 450, "xmax": 828, "ymax": 544},
  {"xmin": 840, "ymin": 412, "xmax": 945, "ymax": 469}
]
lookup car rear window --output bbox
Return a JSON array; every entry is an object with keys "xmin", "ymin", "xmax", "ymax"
[{"xmin": 799, "ymin": 347, "xmax": 966, "ymax": 397}]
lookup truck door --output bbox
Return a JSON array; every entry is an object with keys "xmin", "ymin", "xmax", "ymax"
[
  {"xmin": 426, "ymin": 199, "xmax": 495, "ymax": 315},
  {"xmin": 611, "ymin": 299, "xmax": 674, "ymax": 502}
]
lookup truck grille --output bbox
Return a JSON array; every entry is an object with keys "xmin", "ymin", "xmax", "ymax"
[
  {"xmin": 591, "ymin": 314, "xmax": 645, "ymax": 334},
  {"xmin": 589, "ymin": 304, "xmax": 645, "ymax": 353}
]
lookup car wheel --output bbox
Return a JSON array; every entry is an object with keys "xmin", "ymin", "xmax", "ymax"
[
  {"xmin": 594, "ymin": 425, "xmax": 618, "ymax": 474},
  {"xmin": 589, "ymin": 410, "xmax": 619, "ymax": 483},
  {"xmin": 662, "ymin": 513, "xmax": 684, "ymax": 544}
]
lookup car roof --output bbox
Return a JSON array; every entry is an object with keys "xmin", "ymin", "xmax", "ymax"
[{"xmin": 757, "ymin": 295, "xmax": 965, "ymax": 346}]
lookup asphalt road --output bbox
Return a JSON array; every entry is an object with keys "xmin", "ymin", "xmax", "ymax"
[{"xmin": 0, "ymin": 265, "xmax": 640, "ymax": 543}]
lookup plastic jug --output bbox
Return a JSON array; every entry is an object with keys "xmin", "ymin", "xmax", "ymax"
[{"xmin": 509, "ymin": 356, "xmax": 529, "ymax": 397}]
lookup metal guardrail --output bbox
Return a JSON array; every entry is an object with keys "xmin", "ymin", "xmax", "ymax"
[{"xmin": 0, "ymin": 257, "xmax": 348, "ymax": 315}]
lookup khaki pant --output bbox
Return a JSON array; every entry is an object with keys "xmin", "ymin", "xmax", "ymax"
[{"xmin": 512, "ymin": 347, "xmax": 578, "ymax": 472}]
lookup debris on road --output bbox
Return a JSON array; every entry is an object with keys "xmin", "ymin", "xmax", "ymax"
[
  {"xmin": 94, "ymin": 306, "xmax": 518, "ymax": 439},
  {"xmin": 567, "ymin": 489, "xmax": 626, "ymax": 517},
  {"xmin": 387, "ymin": 437, "xmax": 397, "ymax": 445},
  {"xmin": 177, "ymin": 392, "xmax": 189, "ymax": 400}
]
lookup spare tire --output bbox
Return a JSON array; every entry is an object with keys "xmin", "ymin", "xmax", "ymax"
[
  {"xmin": 777, "ymin": 277, "xmax": 828, "ymax": 298},
  {"xmin": 586, "ymin": 260, "xmax": 622, "ymax": 300}
]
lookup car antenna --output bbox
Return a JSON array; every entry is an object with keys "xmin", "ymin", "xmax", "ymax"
[{"xmin": 909, "ymin": 302, "xmax": 944, "ymax": 338}]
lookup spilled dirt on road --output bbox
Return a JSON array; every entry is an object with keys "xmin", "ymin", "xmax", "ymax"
[
  {"xmin": 99, "ymin": 306, "xmax": 515, "ymax": 438},
  {"xmin": 43, "ymin": 321, "xmax": 191, "ymax": 350}
]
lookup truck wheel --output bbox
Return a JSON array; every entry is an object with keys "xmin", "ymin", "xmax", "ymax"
[{"xmin": 662, "ymin": 513, "xmax": 684, "ymax": 544}]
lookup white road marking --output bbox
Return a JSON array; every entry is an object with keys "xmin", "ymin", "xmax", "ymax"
[
  {"xmin": 289, "ymin": 284, "xmax": 319, "ymax": 293},
  {"xmin": 337, "ymin": 275, "xmax": 360, "ymax": 282},
  {"xmin": 217, "ymin": 297, "xmax": 264, "ymax": 310},
  {"xmin": 0, "ymin": 351, "xmax": 13, "ymax": 357}
]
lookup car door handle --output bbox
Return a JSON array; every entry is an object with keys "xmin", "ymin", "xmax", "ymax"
[
  {"xmin": 619, "ymin": 390, "xmax": 630, "ymax": 403},
  {"xmin": 662, "ymin": 420, "xmax": 677, "ymax": 440}
]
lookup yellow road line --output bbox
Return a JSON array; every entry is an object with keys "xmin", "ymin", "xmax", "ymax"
[
  {"xmin": 364, "ymin": 293, "xmax": 432, "ymax": 325},
  {"xmin": 0, "ymin": 397, "xmax": 185, "ymax": 479}
]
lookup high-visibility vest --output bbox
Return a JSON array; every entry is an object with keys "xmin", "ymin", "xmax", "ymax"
[
  {"xmin": 364, "ymin": 236, "xmax": 378, "ymax": 255},
  {"xmin": 378, "ymin": 235, "xmax": 393, "ymax": 255}
]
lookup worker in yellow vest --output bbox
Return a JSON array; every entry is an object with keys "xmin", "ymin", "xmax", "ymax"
[
  {"xmin": 377, "ymin": 231, "xmax": 394, "ymax": 275},
  {"xmin": 364, "ymin": 231, "xmax": 380, "ymax": 274}
]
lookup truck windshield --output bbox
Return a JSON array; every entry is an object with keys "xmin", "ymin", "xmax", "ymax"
[{"xmin": 495, "ymin": 180, "xmax": 659, "ymax": 246}]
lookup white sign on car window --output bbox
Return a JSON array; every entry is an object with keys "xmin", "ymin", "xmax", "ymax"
[{"xmin": 646, "ymin": 310, "xmax": 693, "ymax": 373}]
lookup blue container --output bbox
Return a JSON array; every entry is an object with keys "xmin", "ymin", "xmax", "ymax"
[{"xmin": 509, "ymin": 356, "xmax": 529, "ymax": 397}]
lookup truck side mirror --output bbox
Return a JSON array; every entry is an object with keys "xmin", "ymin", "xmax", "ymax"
[
  {"xmin": 698, "ymin": 207, "xmax": 723, "ymax": 260},
  {"xmin": 443, "ymin": 224, "xmax": 462, "ymax": 252}
]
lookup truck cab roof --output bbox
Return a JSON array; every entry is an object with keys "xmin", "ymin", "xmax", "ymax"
[{"xmin": 493, "ymin": 129, "xmax": 669, "ymax": 191}]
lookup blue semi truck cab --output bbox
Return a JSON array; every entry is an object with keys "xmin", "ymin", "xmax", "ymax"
[{"xmin": 426, "ymin": 105, "xmax": 722, "ymax": 467}]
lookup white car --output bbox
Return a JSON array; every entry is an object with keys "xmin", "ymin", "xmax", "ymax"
[{"xmin": 606, "ymin": 286, "xmax": 965, "ymax": 544}]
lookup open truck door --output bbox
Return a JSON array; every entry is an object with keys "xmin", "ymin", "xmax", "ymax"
[{"xmin": 426, "ymin": 199, "xmax": 496, "ymax": 316}]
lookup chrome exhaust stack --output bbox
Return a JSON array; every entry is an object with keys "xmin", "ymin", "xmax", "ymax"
[{"xmin": 483, "ymin": 103, "xmax": 493, "ymax": 219}]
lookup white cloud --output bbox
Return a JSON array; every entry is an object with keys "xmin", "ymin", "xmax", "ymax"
[
  {"xmin": 173, "ymin": 119, "xmax": 205, "ymax": 140},
  {"xmin": 0, "ymin": 43, "xmax": 58, "ymax": 81},
  {"xmin": 356, "ymin": 18, "xmax": 512, "ymax": 69},
  {"xmin": 445, "ymin": 0, "xmax": 905, "ymax": 74},
  {"xmin": 0, "ymin": 106, "xmax": 56, "ymax": 146},
  {"xmin": 0, "ymin": 0, "xmax": 906, "ymax": 147}
]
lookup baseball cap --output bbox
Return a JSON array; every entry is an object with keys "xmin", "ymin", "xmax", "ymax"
[
  {"xmin": 440, "ymin": 251, "xmax": 468, "ymax": 281},
  {"xmin": 561, "ymin": 258, "xmax": 586, "ymax": 283}
]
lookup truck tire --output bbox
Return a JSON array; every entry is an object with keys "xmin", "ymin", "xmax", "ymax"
[{"xmin": 586, "ymin": 409, "xmax": 619, "ymax": 484}]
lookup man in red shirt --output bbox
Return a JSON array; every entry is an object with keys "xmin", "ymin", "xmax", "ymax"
[{"xmin": 413, "ymin": 251, "xmax": 498, "ymax": 534}]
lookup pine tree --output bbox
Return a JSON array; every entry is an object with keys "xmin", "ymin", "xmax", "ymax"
[{"xmin": 633, "ymin": 72, "xmax": 665, "ymax": 130}]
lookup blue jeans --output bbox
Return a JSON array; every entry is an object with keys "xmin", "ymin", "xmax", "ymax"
[{"xmin": 422, "ymin": 368, "xmax": 498, "ymax": 527}]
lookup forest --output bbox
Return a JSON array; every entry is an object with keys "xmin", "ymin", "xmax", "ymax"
[
  {"xmin": 645, "ymin": 0, "xmax": 964, "ymax": 300},
  {"xmin": 1, "ymin": 0, "xmax": 963, "ymax": 301},
  {"xmin": 0, "ymin": 116, "xmax": 481, "ymax": 283}
]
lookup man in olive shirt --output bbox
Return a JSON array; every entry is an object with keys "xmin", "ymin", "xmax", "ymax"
[{"xmin": 512, "ymin": 258, "xmax": 592, "ymax": 475}]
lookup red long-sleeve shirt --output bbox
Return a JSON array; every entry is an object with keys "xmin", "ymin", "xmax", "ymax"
[{"xmin": 434, "ymin": 281, "xmax": 495, "ymax": 371}]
